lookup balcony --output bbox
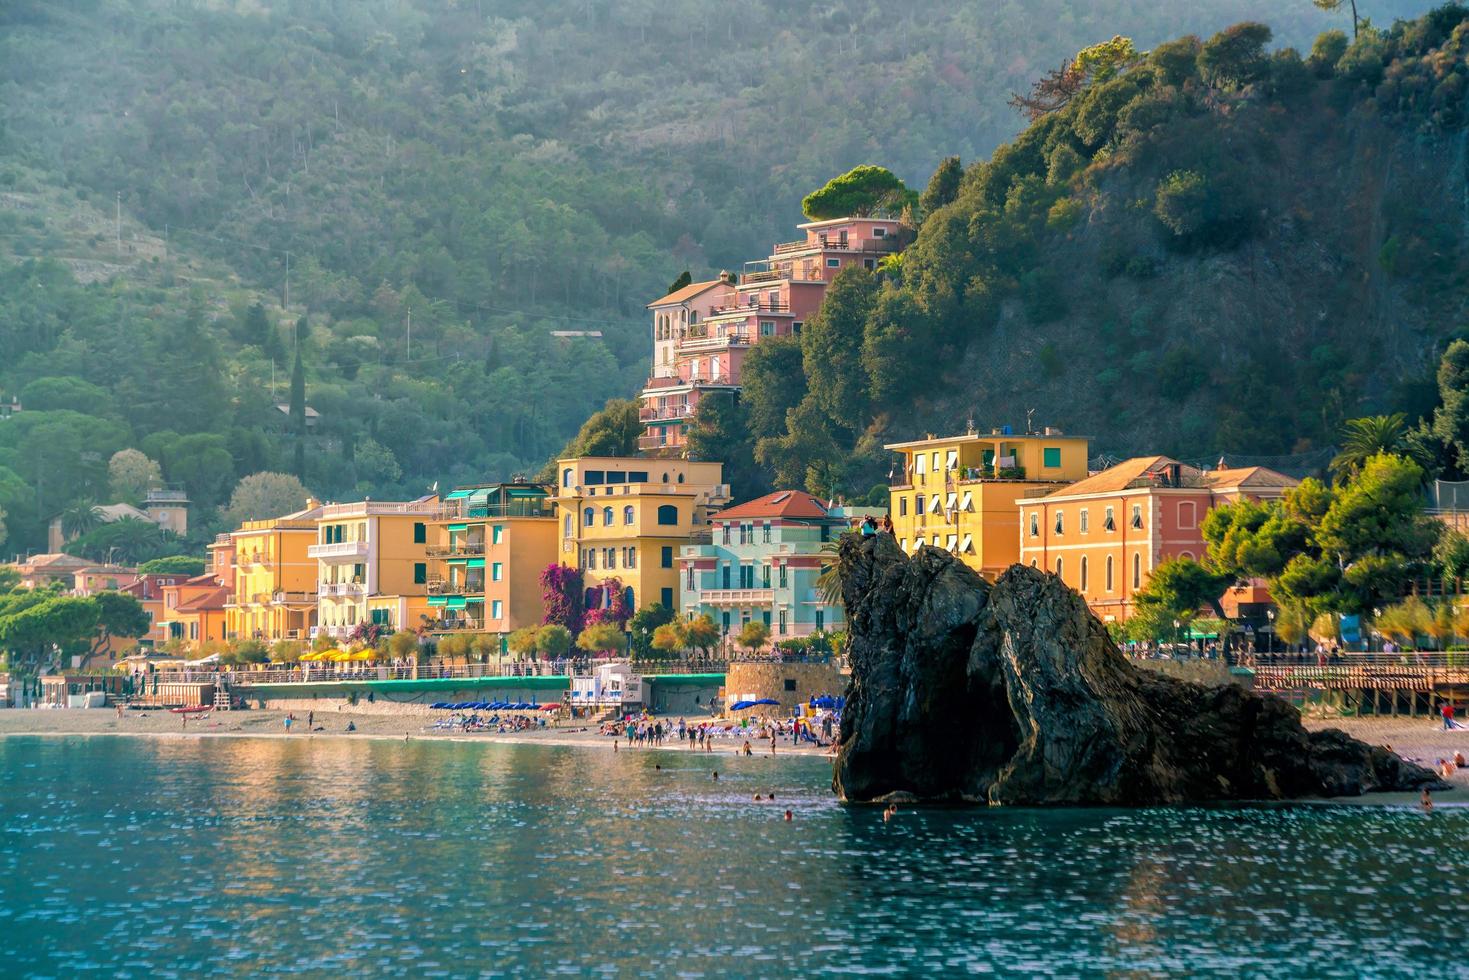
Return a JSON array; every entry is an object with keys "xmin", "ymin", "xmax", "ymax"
[
  {"xmin": 708, "ymin": 299, "xmax": 791, "ymax": 315},
  {"xmin": 308, "ymin": 540, "xmax": 370, "ymax": 561},
  {"xmin": 425, "ymin": 541, "xmax": 485, "ymax": 558},
  {"xmin": 678, "ymin": 332, "xmax": 751, "ymax": 353},
  {"xmin": 317, "ymin": 582, "xmax": 364, "ymax": 598},
  {"xmin": 431, "ymin": 501, "xmax": 553, "ymax": 522},
  {"xmin": 771, "ymin": 239, "xmax": 809, "ymax": 254},
  {"xmin": 428, "ymin": 578, "xmax": 485, "ymax": 596},
  {"xmin": 737, "ymin": 268, "xmax": 785, "ymax": 285},
  {"xmin": 698, "ymin": 588, "xmax": 776, "ymax": 606},
  {"xmin": 638, "ymin": 433, "xmax": 685, "ymax": 454},
  {"xmin": 428, "ymin": 618, "xmax": 484, "ymax": 633},
  {"xmin": 640, "ymin": 404, "xmax": 692, "ymax": 423}
]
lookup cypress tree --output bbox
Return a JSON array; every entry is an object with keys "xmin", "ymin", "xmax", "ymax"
[{"xmin": 289, "ymin": 347, "xmax": 307, "ymax": 479}]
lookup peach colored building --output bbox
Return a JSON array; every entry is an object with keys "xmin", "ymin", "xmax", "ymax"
[
  {"xmin": 1017, "ymin": 457, "xmax": 1297, "ymax": 623},
  {"xmin": 639, "ymin": 215, "xmax": 909, "ymax": 454}
]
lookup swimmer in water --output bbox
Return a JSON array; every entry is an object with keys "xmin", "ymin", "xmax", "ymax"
[
  {"xmin": 712, "ymin": 771, "xmax": 719, "ymax": 781},
  {"xmin": 1421, "ymin": 787, "xmax": 1434, "ymax": 812},
  {"xmin": 783, "ymin": 809, "xmax": 793, "ymax": 821}
]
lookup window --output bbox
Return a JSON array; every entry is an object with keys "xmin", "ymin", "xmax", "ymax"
[
  {"xmin": 721, "ymin": 611, "xmax": 731, "ymax": 633},
  {"xmin": 1080, "ymin": 509, "xmax": 1089, "ymax": 533},
  {"xmin": 916, "ymin": 495, "xmax": 926, "ymax": 516},
  {"xmin": 657, "ymin": 505, "xmax": 678, "ymax": 526},
  {"xmin": 623, "ymin": 505, "xmax": 635, "ymax": 525},
  {"xmin": 413, "ymin": 562, "xmax": 426, "ymax": 584},
  {"xmin": 584, "ymin": 470, "xmax": 605, "ymax": 485},
  {"xmin": 1106, "ymin": 556, "xmax": 1114, "ymax": 592},
  {"xmin": 562, "ymin": 468, "xmax": 572, "ymax": 487},
  {"xmin": 583, "ymin": 507, "xmax": 594, "ymax": 527},
  {"xmin": 492, "ymin": 600, "xmax": 503, "ymax": 621},
  {"xmin": 778, "ymin": 609, "xmax": 787, "ymax": 635},
  {"xmin": 1043, "ymin": 447, "xmax": 1062, "ymax": 468},
  {"xmin": 762, "ymin": 523, "xmax": 772, "ymax": 543},
  {"xmin": 626, "ymin": 547, "xmax": 636, "ymax": 569},
  {"xmin": 1179, "ymin": 551, "xmax": 1195, "ymax": 561},
  {"xmin": 661, "ymin": 587, "xmax": 674, "ymax": 608},
  {"xmin": 760, "ymin": 321, "xmax": 775, "ymax": 336},
  {"xmin": 586, "ymin": 549, "xmax": 597, "ymax": 570},
  {"xmin": 1179, "ymin": 501, "xmax": 1198, "ymax": 529},
  {"xmin": 1080, "ymin": 557, "xmax": 1089, "ymax": 591},
  {"xmin": 899, "ymin": 497, "xmax": 908, "ymax": 517},
  {"xmin": 826, "ymin": 258, "xmax": 840, "ymax": 268},
  {"xmin": 792, "ymin": 321, "xmax": 803, "ymax": 334},
  {"xmin": 564, "ymin": 514, "xmax": 573, "ymax": 536},
  {"xmin": 606, "ymin": 548, "xmax": 617, "ymax": 569},
  {"xmin": 1054, "ymin": 512, "xmax": 1064, "ymax": 535},
  {"xmin": 722, "ymin": 524, "xmax": 731, "ymax": 544},
  {"xmin": 1131, "ymin": 504, "xmax": 1144, "ymax": 530},
  {"xmin": 1055, "ymin": 557, "xmax": 1063, "ymax": 578},
  {"xmin": 605, "ymin": 471, "xmax": 627, "ymax": 484},
  {"xmin": 722, "ymin": 564, "xmax": 731, "ymax": 588},
  {"xmin": 914, "ymin": 454, "xmax": 926, "ymax": 475},
  {"xmin": 778, "ymin": 564, "xmax": 787, "ymax": 588},
  {"xmin": 873, "ymin": 226, "xmax": 887, "ymax": 238},
  {"xmin": 1104, "ymin": 507, "xmax": 1116, "ymax": 532},
  {"xmin": 863, "ymin": 258, "xmax": 875, "ymax": 270},
  {"xmin": 603, "ymin": 506, "xmax": 614, "ymax": 527},
  {"xmin": 686, "ymin": 566, "xmax": 695, "ymax": 590},
  {"xmin": 491, "ymin": 562, "xmax": 503, "ymax": 582},
  {"xmin": 1133, "ymin": 553, "xmax": 1142, "ymax": 588},
  {"xmin": 815, "ymin": 609, "xmax": 825, "ymax": 630},
  {"xmin": 661, "ymin": 546, "xmax": 673, "ymax": 568},
  {"xmin": 1029, "ymin": 513, "xmax": 1039, "ymax": 537},
  {"xmin": 413, "ymin": 522, "xmax": 426, "ymax": 543},
  {"xmin": 783, "ymin": 678, "xmax": 797, "ymax": 692},
  {"xmin": 627, "ymin": 471, "xmax": 649, "ymax": 483}
]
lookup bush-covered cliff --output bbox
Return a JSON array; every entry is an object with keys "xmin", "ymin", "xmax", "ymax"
[{"xmin": 741, "ymin": 7, "xmax": 1469, "ymax": 501}]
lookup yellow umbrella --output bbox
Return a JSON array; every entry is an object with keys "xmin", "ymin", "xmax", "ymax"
[{"xmin": 349, "ymin": 650, "xmax": 374, "ymax": 662}]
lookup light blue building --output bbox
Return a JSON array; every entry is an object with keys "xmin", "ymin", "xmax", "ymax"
[{"xmin": 678, "ymin": 490, "xmax": 883, "ymax": 641}]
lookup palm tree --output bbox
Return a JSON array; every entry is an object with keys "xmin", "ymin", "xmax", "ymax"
[
  {"xmin": 1329, "ymin": 414, "xmax": 1407, "ymax": 479},
  {"xmin": 59, "ymin": 499, "xmax": 102, "ymax": 540},
  {"xmin": 815, "ymin": 538, "xmax": 844, "ymax": 606}
]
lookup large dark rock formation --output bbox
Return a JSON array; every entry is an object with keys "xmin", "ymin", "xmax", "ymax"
[{"xmin": 833, "ymin": 536, "xmax": 1442, "ymax": 805}]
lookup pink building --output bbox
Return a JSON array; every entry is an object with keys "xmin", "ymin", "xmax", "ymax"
[{"xmin": 639, "ymin": 215, "xmax": 909, "ymax": 454}]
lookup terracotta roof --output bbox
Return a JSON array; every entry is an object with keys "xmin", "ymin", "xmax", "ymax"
[
  {"xmin": 1038, "ymin": 457, "xmax": 1179, "ymax": 499},
  {"xmin": 173, "ymin": 586, "xmax": 230, "ymax": 614},
  {"xmin": 714, "ymin": 490, "xmax": 832, "ymax": 521},
  {"xmin": 646, "ymin": 279, "xmax": 724, "ymax": 308},
  {"xmin": 1203, "ymin": 466, "xmax": 1299, "ymax": 491}
]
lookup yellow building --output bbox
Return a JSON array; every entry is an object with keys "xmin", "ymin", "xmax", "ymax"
[
  {"xmin": 886, "ymin": 426, "xmax": 1090, "ymax": 580},
  {"xmin": 226, "ymin": 501, "xmax": 324, "ymax": 642},
  {"xmin": 555, "ymin": 456, "xmax": 729, "ymax": 612},
  {"xmin": 427, "ymin": 482, "xmax": 557, "ymax": 643},
  {"xmin": 309, "ymin": 498, "xmax": 440, "ymax": 642}
]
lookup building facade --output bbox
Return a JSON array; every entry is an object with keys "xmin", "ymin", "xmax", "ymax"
[
  {"xmin": 886, "ymin": 426, "xmax": 1090, "ymax": 580},
  {"xmin": 1018, "ymin": 457, "xmax": 1298, "ymax": 622},
  {"xmin": 309, "ymin": 498, "xmax": 439, "ymax": 641},
  {"xmin": 159, "ymin": 573, "xmax": 230, "ymax": 647},
  {"xmin": 679, "ymin": 491, "xmax": 880, "ymax": 641},
  {"xmin": 225, "ymin": 502, "xmax": 323, "ymax": 641},
  {"xmin": 426, "ymin": 482, "xmax": 557, "ymax": 640},
  {"xmin": 639, "ymin": 215, "xmax": 909, "ymax": 454},
  {"xmin": 555, "ymin": 456, "xmax": 729, "ymax": 612}
]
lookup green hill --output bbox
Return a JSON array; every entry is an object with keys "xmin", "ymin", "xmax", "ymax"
[
  {"xmin": 0, "ymin": 0, "xmax": 1433, "ymax": 554},
  {"xmin": 740, "ymin": 6, "xmax": 1469, "ymax": 501}
]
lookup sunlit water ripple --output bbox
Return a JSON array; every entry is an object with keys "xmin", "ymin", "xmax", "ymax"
[{"xmin": 1, "ymin": 736, "xmax": 1464, "ymax": 977}]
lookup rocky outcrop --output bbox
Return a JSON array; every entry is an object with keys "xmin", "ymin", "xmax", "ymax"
[{"xmin": 834, "ymin": 536, "xmax": 1442, "ymax": 805}]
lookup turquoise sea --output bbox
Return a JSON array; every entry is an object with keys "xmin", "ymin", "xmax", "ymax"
[{"xmin": 1, "ymin": 736, "xmax": 1465, "ymax": 977}]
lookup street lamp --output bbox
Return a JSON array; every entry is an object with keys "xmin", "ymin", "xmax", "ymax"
[
  {"xmin": 1266, "ymin": 608, "xmax": 1275, "ymax": 656},
  {"xmin": 1173, "ymin": 619, "xmax": 1182, "ymax": 655}
]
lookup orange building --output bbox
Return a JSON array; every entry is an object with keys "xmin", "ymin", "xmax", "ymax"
[
  {"xmin": 159, "ymin": 573, "xmax": 231, "ymax": 648},
  {"xmin": 121, "ymin": 573, "xmax": 194, "ymax": 647},
  {"xmin": 1017, "ymin": 457, "xmax": 1297, "ymax": 623}
]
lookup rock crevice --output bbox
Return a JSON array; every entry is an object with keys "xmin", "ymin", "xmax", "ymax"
[{"xmin": 834, "ymin": 536, "xmax": 1440, "ymax": 805}]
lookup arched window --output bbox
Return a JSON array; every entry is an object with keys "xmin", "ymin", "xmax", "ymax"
[
  {"xmin": 1132, "ymin": 553, "xmax": 1141, "ymax": 589},
  {"xmin": 1080, "ymin": 556, "xmax": 1089, "ymax": 591},
  {"xmin": 1179, "ymin": 501, "xmax": 1197, "ymax": 529},
  {"xmin": 657, "ymin": 504, "xmax": 679, "ymax": 526},
  {"xmin": 662, "ymin": 473, "xmax": 670, "ymax": 483},
  {"xmin": 1030, "ymin": 559, "xmax": 1038, "ymax": 568},
  {"xmin": 677, "ymin": 473, "xmax": 685, "ymax": 483},
  {"xmin": 1055, "ymin": 557, "xmax": 1063, "ymax": 578},
  {"xmin": 603, "ymin": 506, "xmax": 614, "ymax": 526},
  {"xmin": 1106, "ymin": 555, "xmax": 1115, "ymax": 592},
  {"xmin": 1054, "ymin": 512, "xmax": 1064, "ymax": 535},
  {"xmin": 562, "ymin": 468, "xmax": 573, "ymax": 488},
  {"xmin": 582, "ymin": 507, "xmax": 594, "ymax": 527},
  {"xmin": 1179, "ymin": 550, "xmax": 1195, "ymax": 561},
  {"xmin": 623, "ymin": 505, "xmax": 635, "ymax": 525}
]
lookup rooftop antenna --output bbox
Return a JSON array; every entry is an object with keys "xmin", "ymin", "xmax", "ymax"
[
  {"xmin": 965, "ymin": 416, "xmax": 976, "ymax": 436},
  {"xmin": 1025, "ymin": 408, "xmax": 1036, "ymax": 435}
]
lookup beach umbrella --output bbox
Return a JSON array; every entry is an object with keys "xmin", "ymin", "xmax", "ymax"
[
  {"xmin": 729, "ymin": 700, "xmax": 755, "ymax": 711},
  {"xmin": 751, "ymin": 698, "xmax": 779, "ymax": 706},
  {"xmin": 539, "ymin": 703, "xmax": 561, "ymax": 711}
]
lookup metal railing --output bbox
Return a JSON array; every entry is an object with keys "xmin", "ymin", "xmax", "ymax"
[
  {"xmin": 427, "ymin": 579, "xmax": 484, "ymax": 596},
  {"xmin": 425, "ymin": 542, "xmax": 486, "ymax": 557}
]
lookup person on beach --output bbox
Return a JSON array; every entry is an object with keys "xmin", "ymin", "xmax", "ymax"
[
  {"xmin": 742, "ymin": 740, "xmax": 753, "ymax": 757},
  {"xmin": 1442, "ymin": 702, "xmax": 1456, "ymax": 730},
  {"xmin": 1421, "ymin": 788, "xmax": 1434, "ymax": 811},
  {"xmin": 308, "ymin": 710, "xmax": 314, "ymax": 729},
  {"xmin": 284, "ymin": 715, "xmax": 293, "ymax": 732},
  {"xmin": 1456, "ymin": 751, "xmax": 1466, "ymax": 769}
]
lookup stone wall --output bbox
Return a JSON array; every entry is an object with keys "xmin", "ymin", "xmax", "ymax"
[
  {"xmin": 724, "ymin": 661, "xmax": 844, "ymax": 716},
  {"xmin": 246, "ymin": 683, "xmax": 562, "ymax": 715}
]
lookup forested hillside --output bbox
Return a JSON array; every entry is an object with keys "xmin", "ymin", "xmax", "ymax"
[
  {"xmin": 731, "ymin": 6, "xmax": 1469, "ymax": 504},
  {"xmin": 0, "ymin": 0, "xmax": 1428, "ymax": 556}
]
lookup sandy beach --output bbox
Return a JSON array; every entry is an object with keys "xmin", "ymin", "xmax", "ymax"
[
  {"xmin": 1304, "ymin": 717, "xmax": 1469, "ymax": 788},
  {"xmin": 0, "ymin": 706, "xmax": 836, "ymax": 758}
]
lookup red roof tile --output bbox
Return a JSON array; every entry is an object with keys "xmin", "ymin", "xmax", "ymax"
[{"xmin": 714, "ymin": 490, "xmax": 831, "ymax": 521}]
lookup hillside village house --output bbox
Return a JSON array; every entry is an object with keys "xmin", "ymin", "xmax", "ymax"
[
  {"xmin": 886, "ymin": 426, "xmax": 1090, "ymax": 580},
  {"xmin": 46, "ymin": 488, "xmax": 190, "ymax": 552},
  {"xmin": 679, "ymin": 490, "xmax": 882, "ymax": 640},
  {"xmin": 310, "ymin": 498, "xmax": 439, "ymax": 641},
  {"xmin": 639, "ymin": 215, "xmax": 909, "ymax": 455},
  {"xmin": 556, "ymin": 456, "xmax": 729, "ymax": 612},
  {"xmin": 1018, "ymin": 456, "xmax": 1298, "ymax": 623},
  {"xmin": 426, "ymin": 482, "xmax": 557, "ymax": 642},
  {"xmin": 225, "ymin": 501, "xmax": 323, "ymax": 642},
  {"xmin": 120, "ymin": 572, "xmax": 193, "ymax": 647},
  {"xmin": 158, "ymin": 573, "xmax": 230, "ymax": 647}
]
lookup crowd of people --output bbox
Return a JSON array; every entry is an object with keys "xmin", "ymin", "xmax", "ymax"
[{"xmin": 603, "ymin": 711, "xmax": 839, "ymax": 751}]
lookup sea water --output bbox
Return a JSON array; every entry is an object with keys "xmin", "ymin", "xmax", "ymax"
[{"xmin": 1, "ymin": 736, "xmax": 1464, "ymax": 976}]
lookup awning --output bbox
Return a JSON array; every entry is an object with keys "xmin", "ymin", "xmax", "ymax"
[
  {"xmin": 945, "ymin": 492, "xmax": 957, "ymax": 510},
  {"xmin": 447, "ymin": 523, "xmax": 469, "ymax": 532},
  {"xmin": 915, "ymin": 536, "xmax": 926, "ymax": 548},
  {"xmin": 444, "ymin": 489, "xmax": 473, "ymax": 499},
  {"xmin": 465, "ymin": 558, "xmax": 486, "ymax": 569},
  {"xmin": 959, "ymin": 491, "xmax": 973, "ymax": 511},
  {"xmin": 945, "ymin": 534, "xmax": 957, "ymax": 550},
  {"xmin": 959, "ymin": 534, "xmax": 973, "ymax": 554},
  {"xmin": 444, "ymin": 597, "xmax": 468, "ymax": 610},
  {"xmin": 928, "ymin": 494, "xmax": 941, "ymax": 512},
  {"xmin": 428, "ymin": 596, "xmax": 447, "ymax": 607}
]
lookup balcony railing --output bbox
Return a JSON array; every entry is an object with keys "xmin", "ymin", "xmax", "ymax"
[
  {"xmin": 317, "ymin": 582, "xmax": 363, "ymax": 598},
  {"xmin": 427, "ymin": 618, "xmax": 485, "ymax": 632},
  {"xmin": 697, "ymin": 588, "xmax": 776, "ymax": 605},
  {"xmin": 637, "ymin": 433, "xmax": 684, "ymax": 453},
  {"xmin": 640, "ymin": 404, "xmax": 692, "ymax": 422},
  {"xmin": 425, "ymin": 542, "xmax": 486, "ymax": 557},
  {"xmin": 307, "ymin": 540, "xmax": 370, "ymax": 561},
  {"xmin": 678, "ymin": 333, "xmax": 751, "ymax": 353},
  {"xmin": 709, "ymin": 300, "xmax": 791, "ymax": 315},
  {"xmin": 431, "ymin": 502, "xmax": 553, "ymax": 522},
  {"xmin": 427, "ymin": 579, "xmax": 485, "ymax": 596},
  {"xmin": 771, "ymin": 239, "xmax": 809, "ymax": 254}
]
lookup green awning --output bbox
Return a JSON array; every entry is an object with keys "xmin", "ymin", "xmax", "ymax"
[
  {"xmin": 428, "ymin": 596, "xmax": 447, "ymax": 607},
  {"xmin": 445, "ymin": 490, "xmax": 473, "ymax": 499},
  {"xmin": 444, "ymin": 597, "xmax": 468, "ymax": 610},
  {"xmin": 447, "ymin": 523, "xmax": 469, "ymax": 532},
  {"xmin": 507, "ymin": 487, "xmax": 543, "ymax": 496},
  {"xmin": 465, "ymin": 558, "xmax": 486, "ymax": 568}
]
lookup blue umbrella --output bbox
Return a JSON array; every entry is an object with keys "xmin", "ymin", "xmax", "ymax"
[
  {"xmin": 751, "ymin": 698, "xmax": 779, "ymax": 706},
  {"xmin": 729, "ymin": 700, "xmax": 755, "ymax": 711}
]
